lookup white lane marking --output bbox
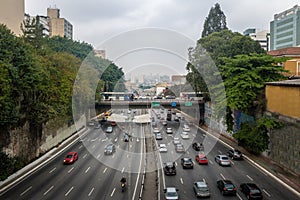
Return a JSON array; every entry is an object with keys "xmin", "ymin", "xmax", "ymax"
[
  {"xmin": 220, "ymin": 173, "xmax": 226, "ymax": 180},
  {"xmin": 97, "ymin": 154, "xmax": 101, "ymax": 158},
  {"xmin": 43, "ymin": 185, "xmax": 54, "ymax": 196},
  {"xmin": 236, "ymin": 193, "xmax": 243, "ymax": 200},
  {"xmin": 112, "ymin": 154, "xmax": 115, "ymax": 158},
  {"xmin": 114, "ymin": 138, "xmax": 118, "ymax": 142},
  {"xmin": 49, "ymin": 167, "xmax": 56, "ymax": 173},
  {"xmin": 68, "ymin": 167, "xmax": 74, "ymax": 174},
  {"xmin": 218, "ymin": 150, "xmax": 222, "ymax": 154},
  {"xmin": 122, "ymin": 167, "xmax": 125, "ymax": 173},
  {"xmin": 175, "ymin": 162, "xmax": 178, "ymax": 166},
  {"xmin": 83, "ymin": 154, "xmax": 87, "ymax": 159},
  {"xmin": 92, "ymin": 144, "xmax": 95, "ymax": 149},
  {"xmin": 91, "ymin": 139, "xmax": 96, "ymax": 142},
  {"xmin": 127, "ymin": 154, "xmax": 129, "ymax": 158},
  {"xmin": 130, "ymin": 145, "xmax": 132, "ymax": 148},
  {"xmin": 187, "ymin": 151, "xmax": 190, "ymax": 154},
  {"xmin": 79, "ymin": 145, "xmax": 83, "ymax": 149},
  {"xmin": 65, "ymin": 186, "xmax": 74, "ymax": 196},
  {"xmin": 263, "ymin": 189, "xmax": 271, "ymax": 197},
  {"xmin": 20, "ymin": 186, "xmax": 32, "ymax": 196},
  {"xmin": 103, "ymin": 167, "xmax": 107, "ymax": 173},
  {"xmin": 110, "ymin": 188, "xmax": 116, "ymax": 197},
  {"xmin": 137, "ymin": 138, "xmax": 139, "ymax": 142},
  {"xmin": 180, "ymin": 178, "xmax": 184, "ymax": 184},
  {"xmin": 203, "ymin": 178, "xmax": 206, "ymax": 183},
  {"xmin": 209, "ymin": 160, "xmax": 213, "ymax": 164},
  {"xmin": 85, "ymin": 167, "xmax": 91, "ymax": 173},
  {"xmin": 88, "ymin": 187, "xmax": 94, "ymax": 196},
  {"xmin": 246, "ymin": 175, "xmax": 253, "ymax": 181}
]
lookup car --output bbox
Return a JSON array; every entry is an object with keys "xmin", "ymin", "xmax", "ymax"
[
  {"xmin": 153, "ymin": 127, "xmax": 160, "ymax": 133},
  {"xmin": 193, "ymin": 181, "xmax": 210, "ymax": 198},
  {"xmin": 181, "ymin": 157, "xmax": 194, "ymax": 169},
  {"xmin": 104, "ymin": 144, "xmax": 116, "ymax": 155},
  {"xmin": 174, "ymin": 116, "xmax": 179, "ymax": 121},
  {"xmin": 106, "ymin": 126, "xmax": 113, "ymax": 133},
  {"xmin": 240, "ymin": 183, "xmax": 263, "ymax": 200},
  {"xmin": 217, "ymin": 180, "xmax": 237, "ymax": 195},
  {"xmin": 88, "ymin": 121, "xmax": 95, "ymax": 126},
  {"xmin": 195, "ymin": 153, "xmax": 208, "ymax": 165},
  {"xmin": 164, "ymin": 187, "xmax": 179, "ymax": 200},
  {"xmin": 162, "ymin": 120, "xmax": 167, "ymax": 126},
  {"xmin": 124, "ymin": 133, "xmax": 129, "ymax": 142},
  {"xmin": 173, "ymin": 137, "xmax": 180, "ymax": 145},
  {"xmin": 163, "ymin": 162, "xmax": 176, "ymax": 175},
  {"xmin": 183, "ymin": 124, "xmax": 190, "ymax": 132},
  {"xmin": 175, "ymin": 143, "xmax": 185, "ymax": 153},
  {"xmin": 159, "ymin": 144, "xmax": 168, "ymax": 152},
  {"xmin": 166, "ymin": 127, "xmax": 173, "ymax": 134},
  {"xmin": 111, "ymin": 121, "xmax": 117, "ymax": 126},
  {"xmin": 180, "ymin": 132, "xmax": 190, "ymax": 139},
  {"xmin": 155, "ymin": 132, "xmax": 163, "ymax": 140},
  {"xmin": 63, "ymin": 151, "xmax": 78, "ymax": 164},
  {"xmin": 192, "ymin": 142, "xmax": 203, "ymax": 151},
  {"xmin": 215, "ymin": 155, "xmax": 231, "ymax": 166},
  {"xmin": 228, "ymin": 149, "xmax": 243, "ymax": 160}
]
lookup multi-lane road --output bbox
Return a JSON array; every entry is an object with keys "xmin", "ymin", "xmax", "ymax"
[{"xmin": 0, "ymin": 108, "xmax": 299, "ymax": 200}]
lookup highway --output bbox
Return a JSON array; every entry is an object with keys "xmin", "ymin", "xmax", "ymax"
[
  {"xmin": 0, "ymin": 109, "xmax": 146, "ymax": 200},
  {"xmin": 153, "ymin": 108, "xmax": 299, "ymax": 200},
  {"xmin": 0, "ymin": 108, "xmax": 299, "ymax": 200}
]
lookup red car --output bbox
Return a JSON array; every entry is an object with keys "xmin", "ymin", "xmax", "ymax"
[
  {"xmin": 196, "ymin": 153, "xmax": 208, "ymax": 165},
  {"xmin": 63, "ymin": 151, "xmax": 78, "ymax": 164},
  {"xmin": 111, "ymin": 121, "xmax": 117, "ymax": 126}
]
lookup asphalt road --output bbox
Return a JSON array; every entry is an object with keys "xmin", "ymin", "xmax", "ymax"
[
  {"xmin": 153, "ymin": 108, "xmax": 299, "ymax": 200},
  {"xmin": 0, "ymin": 108, "xmax": 299, "ymax": 200}
]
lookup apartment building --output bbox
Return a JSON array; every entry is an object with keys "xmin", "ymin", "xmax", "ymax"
[
  {"xmin": 243, "ymin": 28, "xmax": 270, "ymax": 51},
  {"xmin": 47, "ymin": 7, "xmax": 73, "ymax": 39},
  {"xmin": 270, "ymin": 5, "xmax": 300, "ymax": 50},
  {"xmin": 0, "ymin": 0, "xmax": 24, "ymax": 35}
]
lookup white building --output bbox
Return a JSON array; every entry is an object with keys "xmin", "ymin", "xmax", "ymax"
[{"xmin": 243, "ymin": 28, "xmax": 269, "ymax": 51}]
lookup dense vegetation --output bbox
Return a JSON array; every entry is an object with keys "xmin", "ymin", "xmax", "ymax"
[
  {"xmin": 187, "ymin": 4, "xmax": 286, "ymax": 153},
  {"xmin": 0, "ymin": 23, "xmax": 125, "ymax": 180}
]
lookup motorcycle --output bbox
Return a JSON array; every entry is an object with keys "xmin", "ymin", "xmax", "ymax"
[{"xmin": 121, "ymin": 182, "xmax": 126, "ymax": 192}]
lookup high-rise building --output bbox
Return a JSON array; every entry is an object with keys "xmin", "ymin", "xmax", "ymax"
[
  {"xmin": 47, "ymin": 7, "xmax": 73, "ymax": 39},
  {"xmin": 270, "ymin": 5, "xmax": 300, "ymax": 50},
  {"xmin": 243, "ymin": 28, "xmax": 270, "ymax": 51},
  {"xmin": 0, "ymin": 0, "xmax": 24, "ymax": 35}
]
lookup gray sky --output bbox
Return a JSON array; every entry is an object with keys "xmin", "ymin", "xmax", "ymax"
[{"xmin": 25, "ymin": 0, "xmax": 300, "ymax": 78}]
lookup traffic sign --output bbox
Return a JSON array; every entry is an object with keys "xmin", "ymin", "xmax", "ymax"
[
  {"xmin": 152, "ymin": 102, "xmax": 160, "ymax": 107},
  {"xmin": 185, "ymin": 101, "xmax": 192, "ymax": 106}
]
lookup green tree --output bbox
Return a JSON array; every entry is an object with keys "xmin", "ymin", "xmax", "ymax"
[{"xmin": 201, "ymin": 3, "xmax": 228, "ymax": 38}]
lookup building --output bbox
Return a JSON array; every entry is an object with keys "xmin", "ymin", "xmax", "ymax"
[
  {"xmin": 171, "ymin": 75, "xmax": 186, "ymax": 85},
  {"xmin": 47, "ymin": 7, "xmax": 73, "ymax": 39},
  {"xmin": 243, "ymin": 28, "xmax": 270, "ymax": 51},
  {"xmin": 24, "ymin": 14, "xmax": 50, "ymax": 37},
  {"xmin": 270, "ymin": 5, "xmax": 300, "ymax": 50},
  {"xmin": 0, "ymin": 0, "xmax": 24, "ymax": 35},
  {"xmin": 268, "ymin": 47, "xmax": 300, "ymax": 78}
]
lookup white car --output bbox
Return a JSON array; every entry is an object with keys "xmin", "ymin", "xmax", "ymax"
[
  {"xmin": 106, "ymin": 126, "xmax": 113, "ymax": 133},
  {"xmin": 164, "ymin": 187, "xmax": 179, "ymax": 200},
  {"xmin": 153, "ymin": 127, "xmax": 160, "ymax": 133},
  {"xmin": 166, "ymin": 127, "xmax": 173, "ymax": 134},
  {"xmin": 183, "ymin": 124, "xmax": 190, "ymax": 132},
  {"xmin": 173, "ymin": 137, "xmax": 180, "ymax": 145},
  {"xmin": 159, "ymin": 144, "xmax": 168, "ymax": 152},
  {"xmin": 180, "ymin": 132, "xmax": 190, "ymax": 139}
]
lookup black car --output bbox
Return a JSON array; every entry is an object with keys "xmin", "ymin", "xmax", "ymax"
[
  {"xmin": 181, "ymin": 157, "xmax": 194, "ymax": 169},
  {"xmin": 192, "ymin": 142, "xmax": 203, "ymax": 151},
  {"xmin": 240, "ymin": 183, "xmax": 263, "ymax": 200},
  {"xmin": 228, "ymin": 149, "xmax": 243, "ymax": 160},
  {"xmin": 217, "ymin": 180, "xmax": 237, "ymax": 195},
  {"xmin": 163, "ymin": 162, "xmax": 176, "ymax": 175}
]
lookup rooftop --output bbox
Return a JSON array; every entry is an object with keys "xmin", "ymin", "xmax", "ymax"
[{"xmin": 267, "ymin": 47, "xmax": 300, "ymax": 57}]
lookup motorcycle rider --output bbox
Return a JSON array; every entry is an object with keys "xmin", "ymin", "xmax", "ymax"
[{"xmin": 120, "ymin": 176, "xmax": 126, "ymax": 192}]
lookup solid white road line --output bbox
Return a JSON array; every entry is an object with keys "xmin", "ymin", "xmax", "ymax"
[
  {"xmin": 85, "ymin": 167, "xmax": 90, "ymax": 173},
  {"xmin": 246, "ymin": 175, "xmax": 253, "ymax": 181},
  {"xmin": 110, "ymin": 188, "xmax": 116, "ymax": 197},
  {"xmin": 103, "ymin": 167, "xmax": 107, "ymax": 173},
  {"xmin": 220, "ymin": 173, "xmax": 226, "ymax": 180},
  {"xmin": 180, "ymin": 178, "xmax": 184, "ymax": 184},
  {"xmin": 263, "ymin": 189, "xmax": 271, "ymax": 197},
  {"xmin": 49, "ymin": 167, "xmax": 56, "ymax": 174},
  {"xmin": 68, "ymin": 167, "xmax": 74, "ymax": 174}
]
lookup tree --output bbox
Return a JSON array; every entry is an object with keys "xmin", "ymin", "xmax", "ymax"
[{"xmin": 201, "ymin": 3, "xmax": 228, "ymax": 38}]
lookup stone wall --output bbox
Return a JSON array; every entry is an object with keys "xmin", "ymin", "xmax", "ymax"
[
  {"xmin": 3, "ymin": 115, "xmax": 85, "ymax": 162},
  {"xmin": 268, "ymin": 113, "xmax": 300, "ymax": 175}
]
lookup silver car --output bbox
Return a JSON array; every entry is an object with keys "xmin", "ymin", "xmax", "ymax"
[
  {"xmin": 193, "ymin": 181, "xmax": 210, "ymax": 198},
  {"xmin": 215, "ymin": 155, "xmax": 231, "ymax": 166}
]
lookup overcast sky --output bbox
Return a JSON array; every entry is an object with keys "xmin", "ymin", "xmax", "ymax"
[{"xmin": 25, "ymin": 0, "xmax": 300, "ymax": 78}]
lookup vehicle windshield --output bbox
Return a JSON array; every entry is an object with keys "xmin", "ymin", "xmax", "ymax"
[
  {"xmin": 225, "ymin": 184, "xmax": 234, "ymax": 189},
  {"xmin": 66, "ymin": 155, "xmax": 73, "ymax": 158},
  {"xmin": 167, "ymin": 192, "xmax": 177, "ymax": 197}
]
